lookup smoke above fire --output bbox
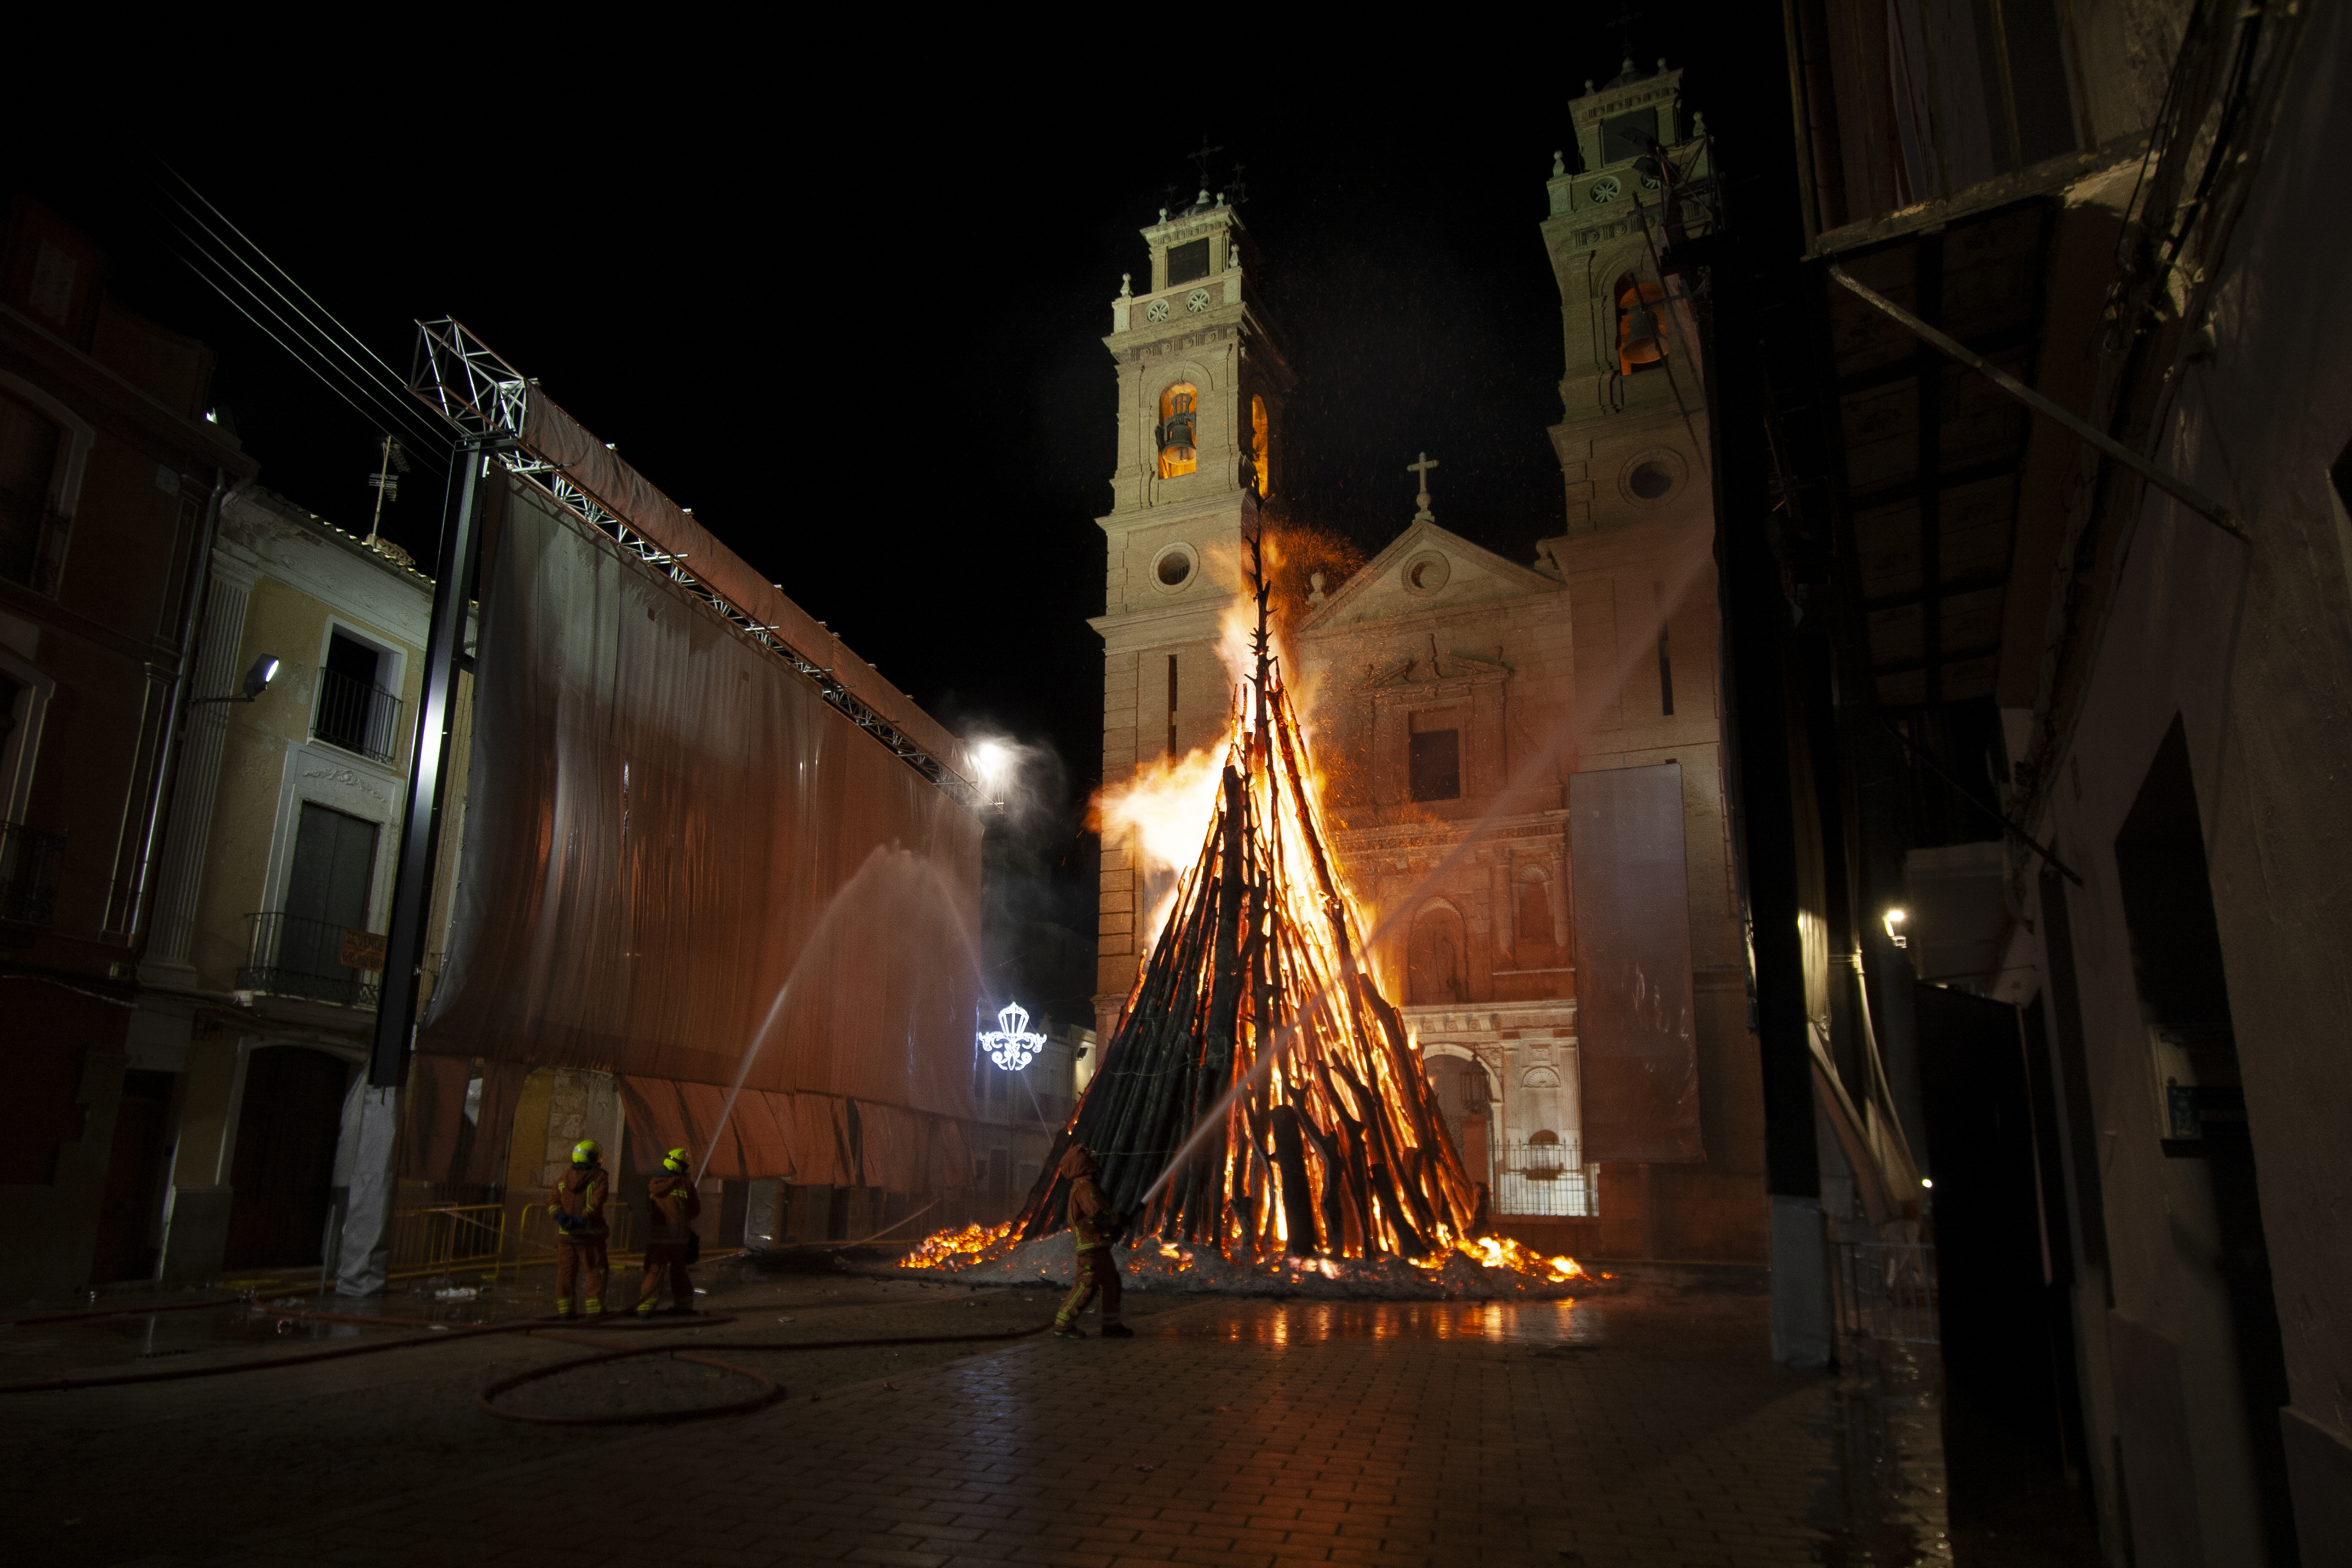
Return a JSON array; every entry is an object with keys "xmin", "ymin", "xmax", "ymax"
[{"xmin": 1094, "ymin": 523, "xmax": 1363, "ymax": 951}]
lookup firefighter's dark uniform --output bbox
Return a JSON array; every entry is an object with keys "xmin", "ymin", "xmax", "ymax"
[
  {"xmin": 548, "ymin": 1163, "xmax": 610, "ymax": 1316},
  {"xmin": 638, "ymin": 1172, "xmax": 702, "ymax": 1315},
  {"xmin": 1054, "ymin": 1150, "xmax": 1127, "ymax": 1336}
]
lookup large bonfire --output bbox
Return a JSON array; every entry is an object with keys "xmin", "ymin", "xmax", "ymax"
[{"xmin": 905, "ymin": 524, "xmax": 1586, "ymax": 1297}]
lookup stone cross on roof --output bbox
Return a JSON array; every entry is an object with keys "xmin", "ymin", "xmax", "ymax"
[{"xmin": 1408, "ymin": 452, "xmax": 1439, "ymax": 523}]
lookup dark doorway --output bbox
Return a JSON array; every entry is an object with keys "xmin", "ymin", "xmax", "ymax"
[
  {"xmin": 2112, "ymin": 717, "xmax": 2296, "ymax": 1564},
  {"xmin": 90, "ymin": 1070, "xmax": 177, "ymax": 1283},
  {"xmin": 278, "ymin": 802, "xmax": 377, "ymax": 998},
  {"xmin": 224, "ymin": 1047, "xmax": 349, "ymax": 1269},
  {"xmin": 1915, "ymin": 983, "xmax": 2089, "ymax": 1545},
  {"xmin": 1423, "ymin": 1054, "xmax": 1493, "ymax": 1192},
  {"xmin": 315, "ymin": 630, "xmax": 395, "ymax": 761}
]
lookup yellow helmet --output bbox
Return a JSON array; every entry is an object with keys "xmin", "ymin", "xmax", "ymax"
[
  {"xmin": 663, "ymin": 1148, "xmax": 691, "ymax": 1174},
  {"xmin": 570, "ymin": 1138, "xmax": 601, "ymax": 1166}
]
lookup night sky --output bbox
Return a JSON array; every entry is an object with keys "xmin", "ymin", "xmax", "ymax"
[{"xmin": 10, "ymin": 15, "xmax": 1797, "ymax": 896}]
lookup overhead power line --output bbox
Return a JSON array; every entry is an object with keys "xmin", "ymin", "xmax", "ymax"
[{"xmin": 144, "ymin": 157, "xmax": 453, "ymax": 463}]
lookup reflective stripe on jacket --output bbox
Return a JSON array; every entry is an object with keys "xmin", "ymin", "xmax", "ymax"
[
  {"xmin": 1068, "ymin": 1174, "xmax": 1117, "ymax": 1252},
  {"xmin": 644, "ymin": 1173, "xmax": 702, "ymax": 1246},
  {"xmin": 549, "ymin": 1165, "xmax": 610, "ymax": 1238}
]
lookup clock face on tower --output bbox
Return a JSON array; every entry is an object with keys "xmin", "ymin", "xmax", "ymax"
[
  {"xmin": 1146, "ymin": 298, "xmax": 1171, "ymax": 322},
  {"xmin": 1187, "ymin": 289, "xmax": 1212, "ymax": 313}
]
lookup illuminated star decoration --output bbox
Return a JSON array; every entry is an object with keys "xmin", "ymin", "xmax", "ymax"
[{"xmin": 979, "ymin": 1001, "xmax": 1048, "ymax": 1071}]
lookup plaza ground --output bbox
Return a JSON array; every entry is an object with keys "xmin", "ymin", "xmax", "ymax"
[{"xmin": 1, "ymin": 1251, "xmax": 2087, "ymax": 1566}]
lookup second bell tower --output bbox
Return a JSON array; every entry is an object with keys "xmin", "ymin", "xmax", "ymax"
[{"xmin": 1088, "ymin": 187, "xmax": 1293, "ymax": 1040}]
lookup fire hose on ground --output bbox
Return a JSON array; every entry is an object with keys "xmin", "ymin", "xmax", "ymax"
[{"xmin": 0, "ymin": 1301, "xmax": 1057, "ymax": 1423}]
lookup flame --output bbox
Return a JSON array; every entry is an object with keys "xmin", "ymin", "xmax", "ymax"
[
  {"xmin": 898, "ymin": 1220, "xmax": 1587, "ymax": 1295},
  {"xmin": 1455, "ymin": 1235, "xmax": 1589, "ymax": 1282},
  {"xmin": 1093, "ymin": 746, "xmax": 1226, "ymax": 947},
  {"xmin": 897, "ymin": 1221, "xmax": 1013, "ymax": 1270}
]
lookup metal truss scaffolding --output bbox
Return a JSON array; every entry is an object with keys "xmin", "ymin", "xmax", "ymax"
[{"xmin": 408, "ymin": 317, "xmax": 976, "ymax": 807}]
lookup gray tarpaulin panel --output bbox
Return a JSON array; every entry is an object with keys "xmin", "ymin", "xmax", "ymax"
[
  {"xmin": 1569, "ymin": 762, "xmax": 1703, "ymax": 1162},
  {"xmin": 419, "ymin": 480, "xmax": 981, "ymax": 1186},
  {"xmin": 517, "ymin": 388, "xmax": 970, "ymax": 780}
]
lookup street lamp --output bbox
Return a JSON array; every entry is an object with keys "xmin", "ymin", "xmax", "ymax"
[
  {"xmin": 191, "ymin": 654, "xmax": 280, "ymax": 706},
  {"xmin": 1883, "ymin": 907, "xmax": 1908, "ymax": 949}
]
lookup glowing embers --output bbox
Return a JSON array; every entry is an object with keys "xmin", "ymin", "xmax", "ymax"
[
  {"xmin": 979, "ymin": 1001, "xmax": 1047, "ymax": 1071},
  {"xmin": 898, "ymin": 1226, "xmax": 1593, "ymax": 1300},
  {"xmin": 899, "ymin": 1221, "xmax": 1013, "ymax": 1270}
]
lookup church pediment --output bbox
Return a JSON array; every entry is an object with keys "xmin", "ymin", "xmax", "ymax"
[{"xmin": 1299, "ymin": 520, "xmax": 1563, "ymax": 633}]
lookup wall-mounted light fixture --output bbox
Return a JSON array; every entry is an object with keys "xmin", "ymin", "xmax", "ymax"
[
  {"xmin": 1883, "ymin": 907, "xmax": 1908, "ymax": 949},
  {"xmin": 190, "ymin": 654, "xmax": 281, "ymax": 706}
]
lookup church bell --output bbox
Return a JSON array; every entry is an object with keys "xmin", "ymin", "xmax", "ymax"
[{"xmin": 1617, "ymin": 280, "xmax": 1667, "ymax": 374}]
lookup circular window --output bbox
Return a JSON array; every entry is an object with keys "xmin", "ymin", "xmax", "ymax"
[
  {"xmin": 1145, "ymin": 298, "xmax": 1171, "ymax": 323},
  {"xmin": 1151, "ymin": 543, "xmax": 1197, "ymax": 593},
  {"xmin": 1587, "ymin": 175, "xmax": 1622, "ymax": 203},
  {"xmin": 1402, "ymin": 552, "xmax": 1451, "ymax": 595},
  {"xmin": 1617, "ymin": 448, "xmax": 1687, "ymax": 507},
  {"xmin": 1187, "ymin": 288, "xmax": 1212, "ymax": 314}
]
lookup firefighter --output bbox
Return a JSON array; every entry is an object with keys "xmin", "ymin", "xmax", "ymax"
[
  {"xmin": 1052, "ymin": 1143, "xmax": 1132, "ymax": 1339},
  {"xmin": 636, "ymin": 1146, "xmax": 703, "ymax": 1317},
  {"xmin": 548, "ymin": 1138, "xmax": 610, "ymax": 1320}
]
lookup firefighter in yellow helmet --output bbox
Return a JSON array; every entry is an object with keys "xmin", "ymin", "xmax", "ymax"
[
  {"xmin": 1053, "ymin": 1143, "xmax": 1132, "ymax": 1339},
  {"xmin": 548, "ymin": 1138, "xmax": 610, "ymax": 1319},
  {"xmin": 636, "ymin": 1146, "xmax": 704, "ymax": 1317}
]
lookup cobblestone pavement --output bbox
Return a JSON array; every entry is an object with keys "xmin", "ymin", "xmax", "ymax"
[{"xmin": 163, "ymin": 1269, "xmax": 1952, "ymax": 1568}]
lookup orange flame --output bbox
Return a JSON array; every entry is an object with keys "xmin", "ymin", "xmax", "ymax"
[
  {"xmin": 1093, "ymin": 746, "xmax": 1226, "ymax": 948},
  {"xmin": 898, "ymin": 1221, "xmax": 1012, "ymax": 1270}
]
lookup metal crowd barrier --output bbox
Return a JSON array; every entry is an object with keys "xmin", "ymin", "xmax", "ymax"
[{"xmin": 1834, "ymin": 1240, "xmax": 1941, "ymax": 1345}]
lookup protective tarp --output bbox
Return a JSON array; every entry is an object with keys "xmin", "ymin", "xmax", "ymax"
[
  {"xmin": 396, "ymin": 1056, "xmax": 531, "ymax": 1186},
  {"xmin": 1569, "ymin": 762, "xmax": 1703, "ymax": 1161},
  {"xmin": 420, "ymin": 479, "xmax": 982, "ymax": 1181},
  {"xmin": 396, "ymin": 1053, "xmax": 469, "ymax": 1181},
  {"xmin": 614, "ymin": 1080, "xmax": 976, "ymax": 1189},
  {"xmin": 517, "ymin": 388, "xmax": 969, "ymax": 778}
]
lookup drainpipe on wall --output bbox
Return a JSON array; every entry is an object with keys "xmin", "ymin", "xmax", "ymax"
[{"xmin": 128, "ymin": 466, "xmax": 230, "ymax": 946}]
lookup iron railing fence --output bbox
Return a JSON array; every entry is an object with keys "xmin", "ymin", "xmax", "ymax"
[
  {"xmin": 1491, "ymin": 1137, "xmax": 1598, "ymax": 1218},
  {"xmin": 0, "ymin": 819, "xmax": 65, "ymax": 925},
  {"xmin": 387, "ymin": 1201, "xmax": 507, "ymax": 1282},
  {"xmin": 237, "ymin": 910, "xmax": 383, "ymax": 1008},
  {"xmin": 313, "ymin": 667, "xmax": 405, "ymax": 764},
  {"xmin": 1834, "ymin": 1241, "xmax": 1941, "ymax": 1345}
]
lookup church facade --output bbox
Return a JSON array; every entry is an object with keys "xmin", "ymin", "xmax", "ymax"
[{"xmin": 1090, "ymin": 64, "xmax": 1766, "ymax": 1263}]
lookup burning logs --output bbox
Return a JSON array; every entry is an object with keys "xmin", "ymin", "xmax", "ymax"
[
  {"xmin": 1007, "ymin": 534, "xmax": 1481, "ymax": 1266},
  {"xmin": 904, "ymin": 524, "xmax": 1589, "ymax": 1296}
]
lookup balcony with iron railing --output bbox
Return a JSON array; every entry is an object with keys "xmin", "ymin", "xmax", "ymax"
[
  {"xmin": 313, "ymin": 667, "xmax": 405, "ymax": 765},
  {"xmin": 237, "ymin": 910, "xmax": 384, "ymax": 1008},
  {"xmin": 0, "ymin": 820, "xmax": 65, "ymax": 926}
]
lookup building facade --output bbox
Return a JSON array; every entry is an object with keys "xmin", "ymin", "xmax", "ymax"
[
  {"xmin": 1748, "ymin": 1, "xmax": 2352, "ymax": 1560},
  {"xmin": 133, "ymin": 482, "xmax": 466, "ymax": 1287},
  {"xmin": 1089, "ymin": 70, "xmax": 1765, "ymax": 1264},
  {"xmin": 0, "ymin": 196, "xmax": 256, "ymax": 1302}
]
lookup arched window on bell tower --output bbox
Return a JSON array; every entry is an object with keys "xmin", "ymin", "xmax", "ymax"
[
  {"xmin": 1615, "ymin": 274, "xmax": 1667, "ymax": 375},
  {"xmin": 1249, "ymin": 393, "xmax": 1270, "ymax": 497},
  {"xmin": 1157, "ymin": 383, "xmax": 1198, "ymax": 479}
]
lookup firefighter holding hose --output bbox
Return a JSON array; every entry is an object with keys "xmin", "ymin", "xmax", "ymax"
[
  {"xmin": 549, "ymin": 1138, "xmax": 610, "ymax": 1320},
  {"xmin": 636, "ymin": 1146, "xmax": 703, "ymax": 1317},
  {"xmin": 1053, "ymin": 1143, "xmax": 1132, "ymax": 1339}
]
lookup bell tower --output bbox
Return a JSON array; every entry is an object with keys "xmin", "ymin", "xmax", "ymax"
[
  {"xmin": 1539, "ymin": 54, "xmax": 1717, "ymax": 534},
  {"xmin": 1088, "ymin": 185, "xmax": 1293, "ymax": 1041}
]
